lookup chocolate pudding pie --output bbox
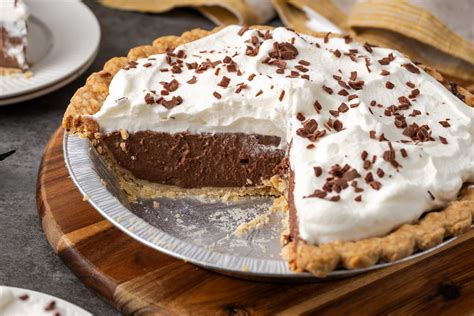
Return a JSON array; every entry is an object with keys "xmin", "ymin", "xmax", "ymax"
[
  {"xmin": 0, "ymin": 0, "xmax": 29, "ymax": 75},
  {"xmin": 63, "ymin": 25, "xmax": 474, "ymax": 277}
]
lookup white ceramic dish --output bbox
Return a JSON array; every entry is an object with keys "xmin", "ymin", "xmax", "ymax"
[
  {"xmin": 0, "ymin": 286, "xmax": 91, "ymax": 316},
  {"xmin": 0, "ymin": 0, "xmax": 100, "ymax": 101}
]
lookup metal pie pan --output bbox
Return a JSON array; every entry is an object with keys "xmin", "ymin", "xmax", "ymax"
[{"xmin": 64, "ymin": 134, "xmax": 459, "ymax": 281}]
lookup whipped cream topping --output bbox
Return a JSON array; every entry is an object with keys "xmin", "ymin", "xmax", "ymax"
[
  {"xmin": 93, "ymin": 25, "xmax": 474, "ymax": 244},
  {"xmin": 0, "ymin": 0, "xmax": 29, "ymax": 22}
]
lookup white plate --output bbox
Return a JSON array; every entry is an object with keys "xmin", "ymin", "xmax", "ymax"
[
  {"xmin": 0, "ymin": 286, "xmax": 91, "ymax": 315},
  {"xmin": 0, "ymin": 0, "xmax": 100, "ymax": 99},
  {"xmin": 0, "ymin": 53, "xmax": 96, "ymax": 106}
]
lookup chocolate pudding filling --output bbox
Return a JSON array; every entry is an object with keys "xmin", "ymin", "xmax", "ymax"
[{"xmin": 102, "ymin": 131, "xmax": 286, "ymax": 188}]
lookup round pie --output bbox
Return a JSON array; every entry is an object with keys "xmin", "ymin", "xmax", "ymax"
[{"xmin": 63, "ymin": 25, "xmax": 474, "ymax": 277}]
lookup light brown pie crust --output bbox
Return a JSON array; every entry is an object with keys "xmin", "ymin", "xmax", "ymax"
[{"xmin": 63, "ymin": 26, "xmax": 474, "ymax": 278}]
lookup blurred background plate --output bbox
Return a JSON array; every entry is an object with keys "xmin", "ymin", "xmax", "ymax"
[
  {"xmin": 0, "ymin": 286, "xmax": 91, "ymax": 315},
  {"xmin": 63, "ymin": 134, "xmax": 461, "ymax": 281},
  {"xmin": 0, "ymin": 0, "xmax": 100, "ymax": 102}
]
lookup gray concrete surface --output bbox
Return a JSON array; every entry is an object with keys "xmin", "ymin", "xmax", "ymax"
[{"xmin": 0, "ymin": 1, "xmax": 280, "ymax": 314}]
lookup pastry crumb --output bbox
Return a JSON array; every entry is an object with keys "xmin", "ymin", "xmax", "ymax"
[
  {"xmin": 270, "ymin": 195, "xmax": 288, "ymax": 212},
  {"xmin": 234, "ymin": 212, "xmax": 270, "ymax": 236},
  {"xmin": 119, "ymin": 128, "xmax": 129, "ymax": 140}
]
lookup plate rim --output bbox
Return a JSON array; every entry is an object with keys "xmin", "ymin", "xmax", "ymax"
[
  {"xmin": 0, "ymin": 0, "xmax": 101, "ymax": 99},
  {"xmin": 0, "ymin": 51, "xmax": 97, "ymax": 106},
  {"xmin": 63, "ymin": 133, "xmax": 460, "ymax": 281}
]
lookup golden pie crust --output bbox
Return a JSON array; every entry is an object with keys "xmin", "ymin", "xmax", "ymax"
[{"xmin": 63, "ymin": 26, "xmax": 474, "ymax": 278}]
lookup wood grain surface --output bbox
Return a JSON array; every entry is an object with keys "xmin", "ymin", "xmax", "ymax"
[{"xmin": 36, "ymin": 128, "xmax": 474, "ymax": 315}]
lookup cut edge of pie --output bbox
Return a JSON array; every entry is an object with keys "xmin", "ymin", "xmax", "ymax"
[{"xmin": 63, "ymin": 26, "xmax": 474, "ymax": 278}]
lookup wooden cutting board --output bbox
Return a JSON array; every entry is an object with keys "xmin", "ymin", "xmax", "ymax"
[{"xmin": 37, "ymin": 127, "xmax": 474, "ymax": 315}]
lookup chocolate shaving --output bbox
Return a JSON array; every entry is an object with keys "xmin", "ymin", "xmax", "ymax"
[
  {"xmin": 235, "ymin": 83, "xmax": 247, "ymax": 93},
  {"xmin": 296, "ymin": 112, "xmax": 306, "ymax": 121},
  {"xmin": 329, "ymin": 110, "xmax": 339, "ymax": 117},
  {"xmin": 279, "ymin": 90, "xmax": 286, "ymax": 101},
  {"xmin": 324, "ymin": 32, "xmax": 331, "ymax": 43},
  {"xmin": 238, "ymin": 26, "xmax": 249, "ymax": 36},
  {"xmin": 350, "ymin": 71, "xmax": 358, "ymax": 81},
  {"xmin": 269, "ymin": 42, "xmax": 299, "ymax": 60},
  {"xmin": 406, "ymin": 81, "xmax": 416, "ymax": 88},
  {"xmin": 227, "ymin": 64, "xmax": 237, "ymax": 72},
  {"xmin": 162, "ymin": 79, "xmax": 179, "ymax": 92},
  {"xmin": 382, "ymin": 142, "xmax": 401, "ymax": 168},
  {"xmin": 363, "ymin": 42, "xmax": 374, "ymax": 53},
  {"xmin": 322, "ymin": 85, "xmax": 333, "ymax": 95},
  {"xmin": 19, "ymin": 294, "xmax": 29, "ymax": 301},
  {"xmin": 313, "ymin": 100, "xmax": 322, "ymax": 113},
  {"xmin": 369, "ymin": 181, "xmax": 382, "ymax": 190},
  {"xmin": 217, "ymin": 76, "xmax": 231, "ymax": 88},
  {"xmin": 348, "ymin": 80, "xmax": 365, "ymax": 90},
  {"xmin": 400, "ymin": 148, "xmax": 408, "ymax": 158},
  {"xmin": 306, "ymin": 189, "xmax": 327, "ymax": 198},
  {"xmin": 338, "ymin": 103, "xmax": 349, "ymax": 113},
  {"xmin": 385, "ymin": 81, "xmax": 395, "ymax": 89},
  {"xmin": 376, "ymin": 168, "xmax": 385, "ymax": 178},
  {"xmin": 344, "ymin": 35, "xmax": 353, "ymax": 43},
  {"xmin": 295, "ymin": 65, "xmax": 308, "ymax": 72},
  {"xmin": 160, "ymin": 96, "xmax": 183, "ymax": 109},
  {"xmin": 45, "ymin": 301, "xmax": 56, "ymax": 311},
  {"xmin": 401, "ymin": 63, "xmax": 420, "ymax": 74},
  {"xmin": 314, "ymin": 166, "xmax": 322, "ymax": 177},
  {"xmin": 213, "ymin": 91, "xmax": 222, "ymax": 99},
  {"xmin": 338, "ymin": 89, "xmax": 349, "ymax": 96},
  {"xmin": 378, "ymin": 53, "xmax": 395, "ymax": 65},
  {"xmin": 298, "ymin": 60, "xmax": 310, "ymax": 66},
  {"xmin": 439, "ymin": 120, "xmax": 451, "ymax": 128},
  {"xmin": 428, "ymin": 190, "xmax": 435, "ymax": 200},
  {"xmin": 144, "ymin": 93, "xmax": 155, "ymax": 105},
  {"xmin": 333, "ymin": 120, "xmax": 344, "ymax": 132},
  {"xmin": 187, "ymin": 76, "xmax": 197, "ymax": 84}
]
